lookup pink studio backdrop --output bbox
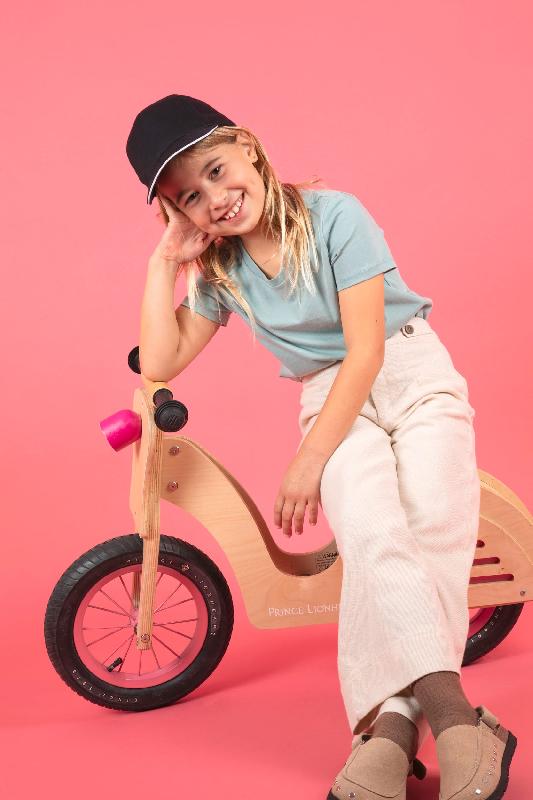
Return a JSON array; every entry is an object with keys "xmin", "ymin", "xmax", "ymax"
[{"xmin": 2, "ymin": 1, "xmax": 532, "ymax": 798}]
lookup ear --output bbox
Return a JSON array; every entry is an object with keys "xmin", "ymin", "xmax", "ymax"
[
  {"xmin": 236, "ymin": 131, "xmax": 258, "ymax": 163},
  {"xmin": 247, "ymin": 143, "xmax": 258, "ymax": 164}
]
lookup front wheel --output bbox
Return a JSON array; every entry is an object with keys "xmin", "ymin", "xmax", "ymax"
[{"xmin": 44, "ymin": 534, "xmax": 234, "ymax": 711}]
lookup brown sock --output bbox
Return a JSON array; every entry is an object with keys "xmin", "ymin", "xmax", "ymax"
[
  {"xmin": 370, "ymin": 711, "xmax": 419, "ymax": 763},
  {"xmin": 411, "ymin": 670, "xmax": 479, "ymax": 739}
]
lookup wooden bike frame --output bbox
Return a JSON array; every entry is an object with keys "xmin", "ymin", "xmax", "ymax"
[{"xmin": 129, "ymin": 384, "xmax": 533, "ymax": 651}]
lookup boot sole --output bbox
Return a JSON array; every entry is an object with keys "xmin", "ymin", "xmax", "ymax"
[
  {"xmin": 485, "ymin": 730, "xmax": 517, "ymax": 800},
  {"xmin": 326, "ymin": 756, "xmax": 426, "ymax": 799}
]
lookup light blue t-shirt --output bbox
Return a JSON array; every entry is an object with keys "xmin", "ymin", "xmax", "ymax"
[{"xmin": 179, "ymin": 188, "xmax": 433, "ymax": 381}]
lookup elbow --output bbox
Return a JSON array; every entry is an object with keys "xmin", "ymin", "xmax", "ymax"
[{"xmin": 140, "ymin": 361, "xmax": 178, "ymax": 384}]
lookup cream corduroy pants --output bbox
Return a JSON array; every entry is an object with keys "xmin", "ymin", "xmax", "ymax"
[{"xmin": 297, "ymin": 315, "xmax": 480, "ymax": 747}]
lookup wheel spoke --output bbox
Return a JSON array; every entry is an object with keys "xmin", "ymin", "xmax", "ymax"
[
  {"xmin": 102, "ymin": 632, "xmax": 138, "ymax": 665},
  {"xmin": 154, "ymin": 582, "xmax": 183, "ymax": 613},
  {"xmin": 155, "ymin": 623, "xmax": 193, "ymax": 641},
  {"xmin": 98, "ymin": 588, "xmax": 133, "ymax": 619},
  {"xmin": 154, "ymin": 597, "xmax": 194, "ymax": 614},
  {"xmin": 87, "ymin": 604, "xmax": 130, "ymax": 618},
  {"xmin": 86, "ymin": 626, "xmax": 132, "ymax": 647},
  {"xmin": 151, "ymin": 632, "xmax": 182, "ymax": 658},
  {"xmin": 119, "ymin": 575, "xmax": 134, "ymax": 607},
  {"xmin": 117, "ymin": 634, "xmax": 135, "ymax": 672},
  {"xmin": 154, "ymin": 618, "xmax": 198, "ymax": 625},
  {"xmin": 83, "ymin": 625, "xmax": 132, "ymax": 631},
  {"xmin": 151, "ymin": 640, "xmax": 162, "ymax": 669}
]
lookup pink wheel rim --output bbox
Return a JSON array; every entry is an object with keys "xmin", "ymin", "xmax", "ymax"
[
  {"xmin": 73, "ymin": 565, "xmax": 209, "ymax": 688},
  {"xmin": 468, "ymin": 606, "xmax": 496, "ymax": 638}
]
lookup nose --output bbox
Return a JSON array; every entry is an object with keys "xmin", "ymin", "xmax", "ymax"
[{"xmin": 208, "ymin": 188, "xmax": 229, "ymax": 217}]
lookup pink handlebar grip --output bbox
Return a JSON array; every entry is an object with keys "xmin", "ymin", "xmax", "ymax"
[{"xmin": 99, "ymin": 409, "xmax": 142, "ymax": 451}]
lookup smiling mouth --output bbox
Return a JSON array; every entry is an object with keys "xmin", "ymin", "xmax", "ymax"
[{"xmin": 219, "ymin": 192, "xmax": 244, "ymax": 222}]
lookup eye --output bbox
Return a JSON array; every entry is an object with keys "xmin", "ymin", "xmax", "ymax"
[{"xmin": 184, "ymin": 165, "xmax": 222, "ymax": 205}]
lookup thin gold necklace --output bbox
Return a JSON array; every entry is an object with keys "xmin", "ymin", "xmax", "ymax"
[
  {"xmin": 246, "ymin": 241, "xmax": 280, "ymax": 268},
  {"xmin": 261, "ymin": 244, "xmax": 280, "ymax": 265}
]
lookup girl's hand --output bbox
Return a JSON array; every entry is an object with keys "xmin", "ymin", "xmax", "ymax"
[
  {"xmin": 150, "ymin": 192, "xmax": 221, "ymax": 267},
  {"xmin": 274, "ymin": 449, "xmax": 326, "ymax": 537}
]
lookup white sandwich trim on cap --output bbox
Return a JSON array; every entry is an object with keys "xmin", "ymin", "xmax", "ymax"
[{"xmin": 147, "ymin": 125, "xmax": 219, "ymax": 203}]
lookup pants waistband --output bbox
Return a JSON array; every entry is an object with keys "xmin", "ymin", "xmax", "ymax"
[{"xmin": 301, "ymin": 316, "xmax": 434, "ymax": 385}]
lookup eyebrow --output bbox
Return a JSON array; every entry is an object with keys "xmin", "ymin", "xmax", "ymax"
[{"xmin": 175, "ymin": 155, "xmax": 221, "ymax": 203}]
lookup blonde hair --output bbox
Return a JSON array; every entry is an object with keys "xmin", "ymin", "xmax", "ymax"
[{"xmin": 156, "ymin": 125, "xmax": 326, "ymax": 340}]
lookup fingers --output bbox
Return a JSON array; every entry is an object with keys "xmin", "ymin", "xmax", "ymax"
[
  {"xmin": 273, "ymin": 496, "xmax": 284, "ymax": 531},
  {"xmin": 308, "ymin": 501, "xmax": 319, "ymax": 526},
  {"xmin": 280, "ymin": 499, "xmax": 296, "ymax": 537},
  {"xmin": 274, "ymin": 497, "xmax": 317, "ymax": 537},
  {"xmin": 292, "ymin": 500, "xmax": 307, "ymax": 536},
  {"xmin": 157, "ymin": 192, "xmax": 183, "ymax": 220}
]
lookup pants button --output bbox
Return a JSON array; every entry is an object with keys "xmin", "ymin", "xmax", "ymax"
[{"xmin": 404, "ymin": 324, "xmax": 414, "ymax": 334}]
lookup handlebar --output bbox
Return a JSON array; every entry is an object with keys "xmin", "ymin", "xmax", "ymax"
[{"xmin": 128, "ymin": 346, "xmax": 188, "ymax": 433}]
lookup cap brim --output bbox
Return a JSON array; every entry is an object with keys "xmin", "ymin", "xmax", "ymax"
[{"xmin": 147, "ymin": 125, "xmax": 219, "ymax": 204}]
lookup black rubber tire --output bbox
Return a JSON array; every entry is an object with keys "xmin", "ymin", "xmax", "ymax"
[
  {"xmin": 462, "ymin": 603, "xmax": 524, "ymax": 666},
  {"xmin": 44, "ymin": 534, "xmax": 234, "ymax": 711}
]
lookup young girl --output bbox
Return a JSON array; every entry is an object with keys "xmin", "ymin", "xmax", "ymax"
[{"xmin": 126, "ymin": 94, "xmax": 517, "ymax": 800}]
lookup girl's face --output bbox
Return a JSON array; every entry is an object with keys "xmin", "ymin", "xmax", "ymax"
[{"xmin": 156, "ymin": 133, "xmax": 266, "ymax": 237}]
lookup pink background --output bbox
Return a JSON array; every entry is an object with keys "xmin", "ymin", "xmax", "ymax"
[{"xmin": 2, "ymin": 1, "xmax": 532, "ymax": 797}]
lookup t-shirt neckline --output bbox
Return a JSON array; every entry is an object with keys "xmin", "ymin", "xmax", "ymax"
[
  {"xmin": 239, "ymin": 240, "xmax": 287, "ymax": 287},
  {"xmin": 236, "ymin": 188, "xmax": 318, "ymax": 286}
]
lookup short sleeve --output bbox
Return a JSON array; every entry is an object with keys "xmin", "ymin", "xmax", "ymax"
[
  {"xmin": 322, "ymin": 191, "xmax": 397, "ymax": 291},
  {"xmin": 179, "ymin": 273, "xmax": 232, "ymax": 327}
]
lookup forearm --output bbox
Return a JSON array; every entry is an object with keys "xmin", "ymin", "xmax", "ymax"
[
  {"xmin": 298, "ymin": 347, "xmax": 384, "ymax": 463},
  {"xmin": 139, "ymin": 260, "xmax": 181, "ymax": 380}
]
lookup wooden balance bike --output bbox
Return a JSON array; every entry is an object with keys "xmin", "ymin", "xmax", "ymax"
[{"xmin": 44, "ymin": 347, "xmax": 533, "ymax": 711}]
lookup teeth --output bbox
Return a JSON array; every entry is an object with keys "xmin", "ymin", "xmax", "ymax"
[{"xmin": 222, "ymin": 193, "xmax": 243, "ymax": 220}]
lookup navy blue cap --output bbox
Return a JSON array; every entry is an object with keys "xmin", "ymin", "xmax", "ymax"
[{"xmin": 126, "ymin": 95, "xmax": 236, "ymax": 204}]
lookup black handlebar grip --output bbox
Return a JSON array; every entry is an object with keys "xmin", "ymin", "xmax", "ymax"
[
  {"xmin": 154, "ymin": 396, "xmax": 188, "ymax": 432},
  {"xmin": 128, "ymin": 346, "xmax": 141, "ymax": 374}
]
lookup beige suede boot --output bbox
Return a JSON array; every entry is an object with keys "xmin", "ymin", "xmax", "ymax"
[
  {"xmin": 435, "ymin": 705, "xmax": 517, "ymax": 800},
  {"xmin": 326, "ymin": 733, "xmax": 427, "ymax": 800}
]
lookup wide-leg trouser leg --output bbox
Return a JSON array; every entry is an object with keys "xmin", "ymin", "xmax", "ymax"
[
  {"xmin": 378, "ymin": 326, "xmax": 480, "ymax": 746},
  {"xmin": 297, "ymin": 316, "xmax": 480, "ymax": 743}
]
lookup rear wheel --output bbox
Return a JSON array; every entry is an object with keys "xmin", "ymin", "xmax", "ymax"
[
  {"xmin": 462, "ymin": 603, "xmax": 524, "ymax": 666},
  {"xmin": 44, "ymin": 534, "xmax": 234, "ymax": 710}
]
